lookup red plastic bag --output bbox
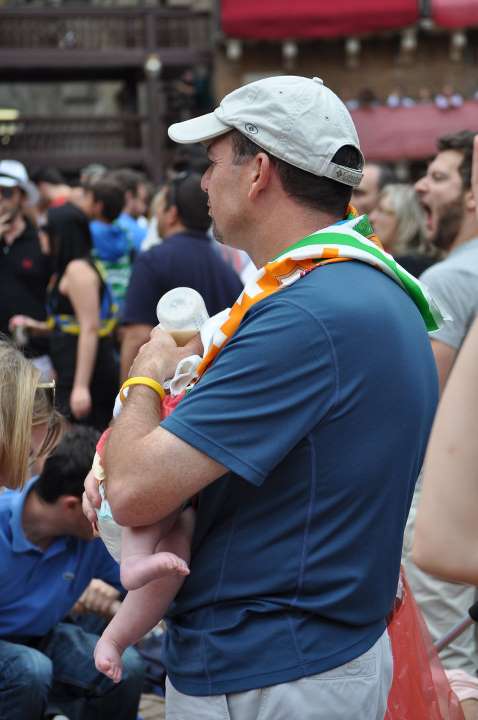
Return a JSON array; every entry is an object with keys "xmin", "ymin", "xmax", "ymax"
[{"xmin": 385, "ymin": 568, "xmax": 464, "ymax": 720}]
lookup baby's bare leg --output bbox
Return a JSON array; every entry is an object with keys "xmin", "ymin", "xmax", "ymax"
[
  {"xmin": 95, "ymin": 508, "xmax": 194, "ymax": 683},
  {"xmin": 120, "ymin": 510, "xmax": 189, "ymax": 591}
]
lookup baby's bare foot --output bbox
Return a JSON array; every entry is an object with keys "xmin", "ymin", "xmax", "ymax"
[
  {"xmin": 95, "ymin": 637, "xmax": 123, "ymax": 684},
  {"xmin": 121, "ymin": 551, "xmax": 189, "ymax": 590}
]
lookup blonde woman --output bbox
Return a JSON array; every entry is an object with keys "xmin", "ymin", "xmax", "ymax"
[
  {"xmin": 0, "ymin": 337, "xmax": 62, "ymax": 490},
  {"xmin": 370, "ymin": 183, "xmax": 437, "ymax": 276}
]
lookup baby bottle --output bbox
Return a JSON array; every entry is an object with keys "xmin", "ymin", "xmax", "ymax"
[{"xmin": 156, "ymin": 287, "xmax": 209, "ymax": 345}]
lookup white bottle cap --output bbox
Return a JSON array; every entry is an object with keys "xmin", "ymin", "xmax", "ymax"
[{"xmin": 156, "ymin": 287, "xmax": 209, "ymax": 333}]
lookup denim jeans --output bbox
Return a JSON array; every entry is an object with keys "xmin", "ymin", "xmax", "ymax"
[{"xmin": 0, "ymin": 621, "xmax": 145, "ymax": 720}]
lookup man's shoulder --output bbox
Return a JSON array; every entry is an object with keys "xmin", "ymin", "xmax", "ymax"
[
  {"xmin": 421, "ymin": 239, "xmax": 478, "ymax": 283},
  {"xmin": 48, "ymin": 202, "xmax": 87, "ymax": 225}
]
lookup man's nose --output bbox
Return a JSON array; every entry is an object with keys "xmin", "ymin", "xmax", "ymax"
[{"xmin": 414, "ymin": 176, "xmax": 428, "ymax": 194}]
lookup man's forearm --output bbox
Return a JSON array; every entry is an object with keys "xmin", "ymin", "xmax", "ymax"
[
  {"xmin": 105, "ymin": 375, "xmax": 171, "ymax": 525},
  {"xmin": 105, "ymin": 327, "xmax": 225, "ymax": 527}
]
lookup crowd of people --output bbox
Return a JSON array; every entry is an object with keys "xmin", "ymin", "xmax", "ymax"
[
  {"xmin": 345, "ymin": 82, "xmax": 475, "ymax": 112},
  {"xmin": 1, "ymin": 73, "xmax": 478, "ymax": 720}
]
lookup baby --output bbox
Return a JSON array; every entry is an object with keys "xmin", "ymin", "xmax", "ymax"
[
  {"xmin": 93, "ymin": 296, "xmax": 228, "ymax": 683},
  {"xmin": 93, "ymin": 402, "xmax": 195, "ymax": 684}
]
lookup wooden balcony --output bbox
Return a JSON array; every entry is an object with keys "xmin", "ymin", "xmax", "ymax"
[
  {"xmin": 0, "ymin": 6, "xmax": 213, "ymax": 178},
  {"xmin": 0, "ymin": 114, "xmax": 150, "ymax": 170},
  {"xmin": 0, "ymin": 6, "xmax": 212, "ymax": 79}
]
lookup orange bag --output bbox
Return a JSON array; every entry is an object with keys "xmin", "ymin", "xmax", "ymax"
[{"xmin": 385, "ymin": 569, "xmax": 464, "ymax": 720}]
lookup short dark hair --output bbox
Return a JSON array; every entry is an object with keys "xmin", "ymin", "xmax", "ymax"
[
  {"xmin": 34, "ymin": 425, "xmax": 99, "ymax": 503},
  {"xmin": 165, "ymin": 172, "xmax": 210, "ymax": 232},
  {"xmin": 108, "ymin": 168, "xmax": 147, "ymax": 197},
  {"xmin": 89, "ymin": 179, "xmax": 125, "ymax": 222},
  {"xmin": 30, "ymin": 167, "xmax": 66, "ymax": 185},
  {"xmin": 230, "ymin": 130, "xmax": 363, "ymax": 217},
  {"xmin": 437, "ymin": 130, "xmax": 478, "ymax": 190}
]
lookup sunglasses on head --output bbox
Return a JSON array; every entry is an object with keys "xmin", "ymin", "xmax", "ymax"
[
  {"xmin": 37, "ymin": 379, "xmax": 56, "ymax": 407},
  {"xmin": 0, "ymin": 185, "xmax": 16, "ymax": 199}
]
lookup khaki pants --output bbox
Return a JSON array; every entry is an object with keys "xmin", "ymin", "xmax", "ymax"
[{"xmin": 165, "ymin": 630, "xmax": 393, "ymax": 720}]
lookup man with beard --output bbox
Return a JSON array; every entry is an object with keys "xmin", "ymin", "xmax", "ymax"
[
  {"xmin": 403, "ymin": 130, "xmax": 478, "ymax": 713},
  {"xmin": 416, "ymin": 131, "xmax": 478, "ymax": 391}
]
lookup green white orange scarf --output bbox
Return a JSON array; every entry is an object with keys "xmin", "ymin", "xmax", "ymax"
[{"xmin": 195, "ymin": 207, "xmax": 444, "ymax": 380}]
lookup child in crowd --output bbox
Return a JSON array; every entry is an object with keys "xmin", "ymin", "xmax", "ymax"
[{"xmin": 93, "ymin": 298, "xmax": 226, "ymax": 683}]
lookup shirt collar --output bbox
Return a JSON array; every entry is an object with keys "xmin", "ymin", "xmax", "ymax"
[{"xmin": 9, "ymin": 476, "xmax": 40, "ymax": 553}]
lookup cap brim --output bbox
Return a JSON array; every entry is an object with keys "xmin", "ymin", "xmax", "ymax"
[
  {"xmin": 0, "ymin": 176, "xmax": 16, "ymax": 188},
  {"xmin": 168, "ymin": 111, "xmax": 231, "ymax": 144}
]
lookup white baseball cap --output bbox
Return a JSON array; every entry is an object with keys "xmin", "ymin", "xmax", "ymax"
[
  {"xmin": 0, "ymin": 159, "xmax": 39, "ymax": 206},
  {"xmin": 168, "ymin": 75, "xmax": 364, "ymax": 187}
]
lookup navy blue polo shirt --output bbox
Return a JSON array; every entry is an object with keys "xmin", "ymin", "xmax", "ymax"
[
  {"xmin": 121, "ymin": 231, "xmax": 243, "ymax": 327},
  {"xmin": 161, "ymin": 260, "xmax": 438, "ymax": 696},
  {"xmin": 0, "ymin": 478, "xmax": 122, "ymax": 638}
]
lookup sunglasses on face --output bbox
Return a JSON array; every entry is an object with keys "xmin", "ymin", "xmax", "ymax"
[{"xmin": 0, "ymin": 186, "xmax": 16, "ymax": 199}]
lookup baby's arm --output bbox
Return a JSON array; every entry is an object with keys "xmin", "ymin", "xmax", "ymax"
[{"xmin": 95, "ymin": 507, "xmax": 195, "ymax": 683}]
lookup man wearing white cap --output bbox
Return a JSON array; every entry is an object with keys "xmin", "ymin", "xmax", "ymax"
[
  {"xmin": 0, "ymin": 160, "xmax": 51, "ymax": 362},
  {"xmin": 85, "ymin": 76, "xmax": 439, "ymax": 719}
]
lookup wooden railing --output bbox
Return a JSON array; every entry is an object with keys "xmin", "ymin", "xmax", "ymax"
[
  {"xmin": 0, "ymin": 114, "xmax": 150, "ymax": 170},
  {"xmin": 0, "ymin": 6, "xmax": 211, "ymax": 53}
]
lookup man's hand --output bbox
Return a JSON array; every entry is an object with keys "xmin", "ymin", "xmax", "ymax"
[
  {"xmin": 72, "ymin": 579, "xmax": 121, "ymax": 618},
  {"xmin": 9, "ymin": 314, "xmax": 41, "ymax": 332},
  {"xmin": 128, "ymin": 325, "xmax": 198, "ymax": 383},
  {"xmin": 83, "ymin": 468, "xmax": 101, "ymax": 525},
  {"xmin": 0, "ymin": 211, "xmax": 13, "ymax": 239}
]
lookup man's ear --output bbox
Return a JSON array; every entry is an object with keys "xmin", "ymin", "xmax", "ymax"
[
  {"xmin": 165, "ymin": 204, "xmax": 179, "ymax": 225},
  {"xmin": 93, "ymin": 200, "xmax": 104, "ymax": 220},
  {"xmin": 248, "ymin": 152, "xmax": 273, "ymax": 201},
  {"xmin": 464, "ymin": 188, "xmax": 476, "ymax": 214},
  {"xmin": 61, "ymin": 495, "xmax": 82, "ymax": 512}
]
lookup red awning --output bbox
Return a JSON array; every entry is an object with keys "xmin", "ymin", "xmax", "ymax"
[
  {"xmin": 351, "ymin": 101, "xmax": 478, "ymax": 162},
  {"xmin": 221, "ymin": 0, "xmax": 419, "ymax": 39},
  {"xmin": 431, "ymin": 0, "xmax": 478, "ymax": 29}
]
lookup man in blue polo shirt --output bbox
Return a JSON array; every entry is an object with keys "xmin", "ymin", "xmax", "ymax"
[
  {"xmin": 119, "ymin": 172, "xmax": 243, "ymax": 381},
  {"xmin": 85, "ymin": 76, "xmax": 439, "ymax": 719},
  {"xmin": 0, "ymin": 426, "xmax": 144, "ymax": 720}
]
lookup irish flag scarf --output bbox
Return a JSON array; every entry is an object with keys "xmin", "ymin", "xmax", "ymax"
[{"xmin": 196, "ymin": 207, "xmax": 444, "ymax": 380}]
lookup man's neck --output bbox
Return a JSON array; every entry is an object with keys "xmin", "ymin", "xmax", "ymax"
[
  {"xmin": 163, "ymin": 222, "xmax": 188, "ymax": 239},
  {"xmin": 3, "ymin": 213, "xmax": 26, "ymax": 245},
  {"xmin": 22, "ymin": 490, "xmax": 57, "ymax": 550},
  {"xmin": 247, "ymin": 208, "xmax": 339, "ymax": 268},
  {"xmin": 447, "ymin": 220, "xmax": 478, "ymax": 255}
]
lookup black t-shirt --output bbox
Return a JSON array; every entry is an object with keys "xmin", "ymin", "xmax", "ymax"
[
  {"xmin": 396, "ymin": 253, "xmax": 437, "ymax": 278},
  {"xmin": 0, "ymin": 219, "xmax": 51, "ymax": 356},
  {"xmin": 122, "ymin": 231, "xmax": 244, "ymax": 326}
]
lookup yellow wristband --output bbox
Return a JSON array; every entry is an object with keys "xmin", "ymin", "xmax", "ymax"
[{"xmin": 119, "ymin": 376, "xmax": 165, "ymax": 404}]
